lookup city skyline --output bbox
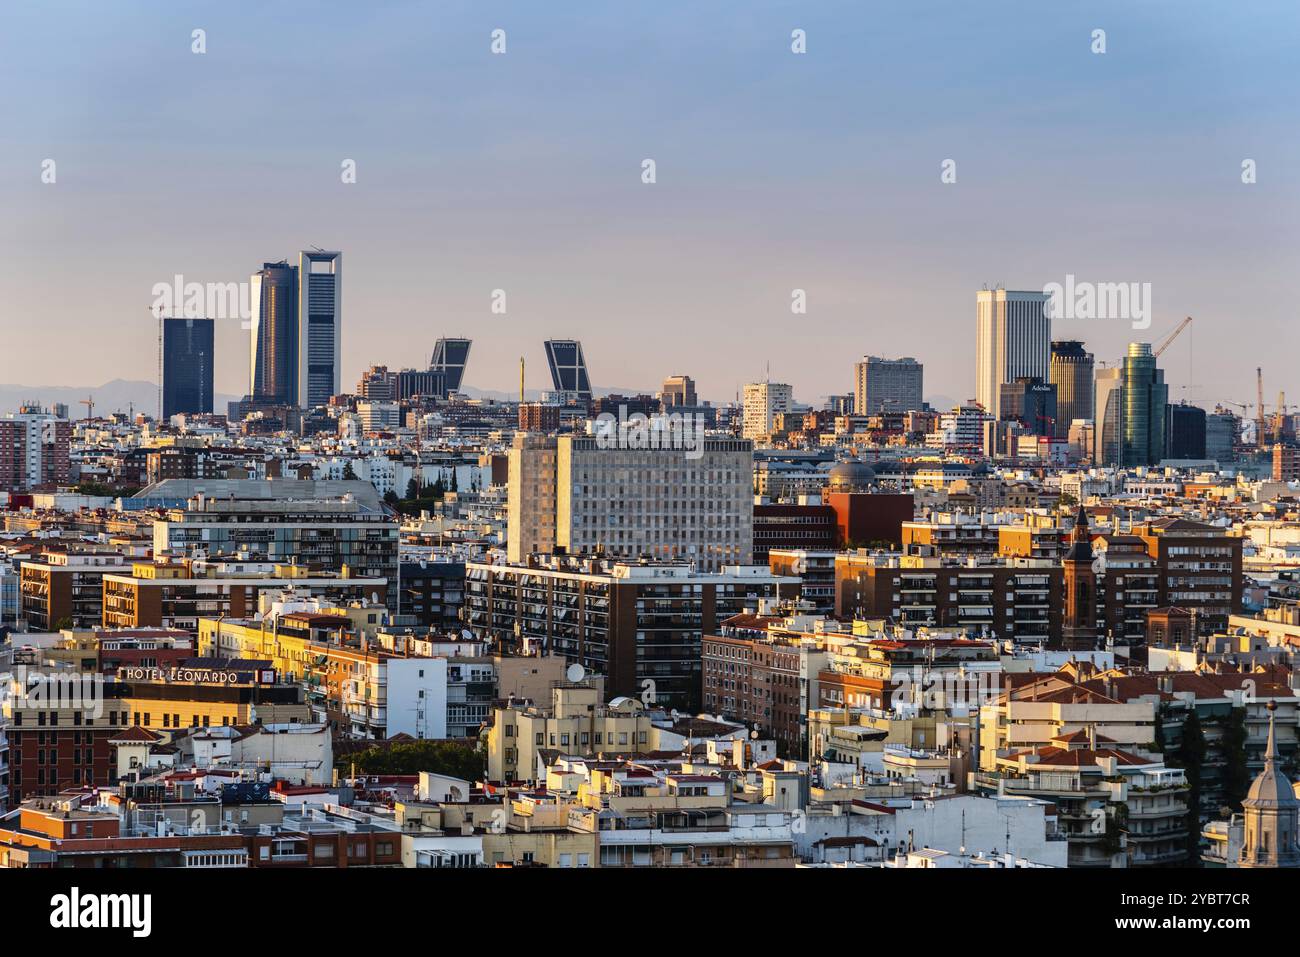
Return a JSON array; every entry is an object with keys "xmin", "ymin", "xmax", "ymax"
[{"xmin": 2, "ymin": 1, "xmax": 1297, "ymax": 407}]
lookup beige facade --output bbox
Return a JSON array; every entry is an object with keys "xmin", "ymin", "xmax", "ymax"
[{"xmin": 486, "ymin": 683, "xmax": 652, "ymax": 783}]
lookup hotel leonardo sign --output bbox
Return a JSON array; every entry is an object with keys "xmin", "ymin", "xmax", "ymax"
[{"xmin": 117, "ymin": 666, "xmax": 257, "ymax": 685}]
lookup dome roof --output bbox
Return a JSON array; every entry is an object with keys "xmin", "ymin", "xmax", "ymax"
[
  {"xmin": 827, "ymin": 461, "xmax": 876, "ymax": 491},
  {"xmin": 1244, "ymin": 703, "xmax": 1299, "ymax": 808}
]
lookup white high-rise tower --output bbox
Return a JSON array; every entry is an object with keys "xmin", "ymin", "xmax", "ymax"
[{"xmin": 975, "ymin": 288, "xmax": 1051, "ymax": 420}]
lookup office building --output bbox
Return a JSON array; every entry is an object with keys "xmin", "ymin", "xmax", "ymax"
[
  {"xmin": 975, "ymin": 288, "xmax": 1051, "ymax": 420},
  {"xmin": 660, "ymin": 374, "xmax": 697, "ymax": 408},
  {"xmin": 1121, "ymin": 342, "xmax": 1168, "ymax": 467},
  {"xmin": 1206, "ymin": 410, "xmax": 1238, "ymax": 463},
  {"xmin": 1049, "ymin": 340, "xmax": 1094, "ymax": 438},
  {"xmin": 298, "ymin": 250, "xmax": 342, "ymax": 409},
  {"xmin": 430, "ymin": 337, "xmax": 472, "ymax": 394},
  {"xmin": 1166, "ymin": 402, "xmax": 1207, "ymax": 460},
  {"xmin": 1094, "ymin": 367, "xmax": 1124, "ymax": 466},
  {"xmin": 1274, "ymin": 444, "xmax": 1300, "ymax": 482},
  {"xmin": 507, "ymin": 432, "xmax": 753, "ymax": 570},
  {"xmin": 542, "ymin": 339, "xmax": 592, "ymax": 403},
  {"xmin": 250, "ymin": 260, "xmax": 299, "ymax": 405},
  {"xmin": 742, "ymin": 381, "xmax": 793, "ymax": 440},
  {"xmin": 162, "ymin": 317, "xmax": 214, "ymax": 419},
  {"xmin": 998, "ymin": 377, "xmax": 1058, "ymax": 436},
  {"xmin": 853, "ymin": 356, "xmax": 923, "ymax": 415}
]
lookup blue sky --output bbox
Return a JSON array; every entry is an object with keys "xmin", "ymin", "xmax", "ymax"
[{"xmin": 1, "ymin": 0, "xmax": 1297, "ymax": 407}]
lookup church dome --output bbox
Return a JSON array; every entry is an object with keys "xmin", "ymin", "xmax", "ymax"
[{"xmin": 827, "ymin": 461, "xmax": 876, "ymax": 492}]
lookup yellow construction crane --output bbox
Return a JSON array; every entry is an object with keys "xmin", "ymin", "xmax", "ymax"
[
  {"xmin": 1153, "ymin": 315, "xmax": 1192, "ymax": 357},
  {"xmin": 79, "ymin": 395, "xmax": 94, "ymax": 420}
]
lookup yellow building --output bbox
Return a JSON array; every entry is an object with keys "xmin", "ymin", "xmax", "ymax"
[{"xmin": 486, "ymin": 683, "xmax": 652, "ymax": 783}]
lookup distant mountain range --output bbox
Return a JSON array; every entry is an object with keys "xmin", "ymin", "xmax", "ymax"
[
  {"xmin": 3, "ymin": 379, "xmax": 955, "ymax": 415},
  {"xmin": 0, "ymin": 379, "xmax": 239, "ymax": 418}
]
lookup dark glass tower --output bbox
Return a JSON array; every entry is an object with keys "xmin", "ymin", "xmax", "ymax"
[
  {"xmin": 250, "ymin": 261, "xmax": 299, "ymax": 405},
  {"xmin": 430, "ymin": 337, "xmax": 472, "ymax": 395},
  {"xmin": 162, "ymin": 317, "xmax": 214, "ymax": 419},
  {"xmin": 543, "ymin": 339, "xmax": 592, "ymax": 400}
]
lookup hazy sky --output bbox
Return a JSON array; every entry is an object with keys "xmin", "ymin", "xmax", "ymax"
[{"xmin": 2, "ymin": 1, "xmax": 1297, "ymax": 409}]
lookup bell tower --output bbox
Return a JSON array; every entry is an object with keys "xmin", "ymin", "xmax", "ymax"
[{"xmin": 1061, "ymin": 503, "xmax": 1098, "ymax": 650}]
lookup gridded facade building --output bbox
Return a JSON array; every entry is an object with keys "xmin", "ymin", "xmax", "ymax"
[
  {"xmin": 853, "ymin": 356, "xmax": 923, "ymax": 415},
  {"xmin": 508, "ymin": 433, "xmax": 754, "ymax": 571},
  {"xmin": 465, "ymin": 559, "xmax": 796, "ymax": 711}
]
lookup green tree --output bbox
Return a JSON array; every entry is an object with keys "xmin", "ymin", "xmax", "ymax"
[
  {"xmin": 336, "ymin": 740, "xmax": 484, "ymax": 780},
  {"xmin": 1222, "ymin": 707, "xmax": 1250, "ymax": 811},
  {"xmin": 341, "ymin": 461, "xmax": 358, "ymax": 481},
  {"xmin": 1173, "ymin": 710, "xmax": 1206, "ymax": 863}
]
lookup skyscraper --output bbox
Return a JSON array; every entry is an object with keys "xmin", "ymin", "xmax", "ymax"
[
  {"xmin": 430, "ymin": 337, "xmax": 472, "ymax": 395},
  {"xmin": 975, "ymin": 288, "xmax": 1051, "ymax": 420},
  {"xmin": 297, "ymin": 249, "xmax": 342, "ymax": 409},
  {"xmin": 542, "ymin": 339, "xmax": 592, "ymax": 402},
  {"xmin": 742, "ymin": 381, "xmax": 793, "ymax": 440},
  {"xmin": 1166, "ymin": 403, "xmax": 1207, "ymax": 459},
  {"xmin": 853, "ymin": 356, "xmax": 923, "ymax": 415},
  {"xmin": 1121, "ymin": 342, "xmax": 1169, "ymax": 466},
  {"xmin": 162, "ymin": 317, "xmax": 214, "ymax": 419},
  {"xmin": 1094, "ymin": 367, "xmax": 1124, "ymax": 466},
  {"xmin": 660, "ymin": 375, "xmax": 697, "ymax": 408},
  {"xmin": 250, "ymin": 261, "xmax": 298, "ymax": 405},
  {"xmin": 1049, "ymin": 340, "xmax": 1094, "ymax": 438}
]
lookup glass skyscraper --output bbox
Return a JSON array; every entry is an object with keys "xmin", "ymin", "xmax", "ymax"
[
  {"xmin": 162, "ymin": 317, "xmax": 214, "ymax": 419},
  {"xmin": 1121, "ymin": 342, "xmax": 1168, "ymax": 466}
]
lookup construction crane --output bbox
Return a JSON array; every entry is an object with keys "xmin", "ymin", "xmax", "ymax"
[
  {"xmin": 1257, "ymin": 367, "xmax": 1267, "ymax": 447},
  {"xmin": 79, "ymin": 395, "xmax": 95, "ymax": 420},
  {"xmin": 1153, "ymin": 315, "xmax": 1193, "ymax": 357}
]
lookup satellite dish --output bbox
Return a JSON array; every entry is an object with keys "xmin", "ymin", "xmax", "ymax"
[
  {"xmin": 1091, "ymin": 553, "xmax": 1106, "ymax": 576},
  {"xmin": 566, "ymin": 663, "xmax": 586, "ymax": 683}
]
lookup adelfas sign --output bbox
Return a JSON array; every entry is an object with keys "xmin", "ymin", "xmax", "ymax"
[{"xmin": 116, "ymin": 666, "xmax": 268, "ymax": 686}]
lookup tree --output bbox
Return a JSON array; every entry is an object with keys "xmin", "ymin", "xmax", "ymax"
[
  {"xmin": 405, "ymin": 477, "xmax": 420, "ymax": 500},
  {"xmin": 336, "ymin": 740, "xmax": 485, "ymax": 780},
  {"xmin": 450, "ymin": 468, "xmax": 459, "ymax": 492},
  {"xmin": 341, "ymin": 461, "xmax": 358, "ymax": 481},
  {"xmin": 1222, "ymin": 707, "xmax": 1250, "ymax": 811},
  {"xmin": 1173, "ymin": 710, "xmax": 1206, "ymax": 863}
]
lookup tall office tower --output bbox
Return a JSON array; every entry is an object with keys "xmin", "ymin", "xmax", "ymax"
[
  {"xmin": 298, "ymin": 250, "xmax": 342, "ymax": 409},
  {"xmin": 998, "ymin": 377, "xmax": 1058, "ymax": 436},
  {"xmin": 1166, "ymin": 403, "xmax": 1207, "ymax": 459},
  {"xmin": 1094, "ymin": 367, "xmax": 1124, "ymax": 466},
  {"xmin": 507, "ymin": 432, "xmax": 753, "ymax": 571},
  {"xmin": 0, "ymin": 407, "xmax": 70, "ymax": 492},
  {"xmin": 1206, "ymin": 410, "xmax": 1237, "ymax": 463},
  {"xmin": 162, "ymin": 317, "xmax": 214, "ymax": 419},
  {"xmin": 975, "ymin": 288, "xmax": 1052, "ymax": 420},
  {"xmin": 542, "ymin": 339, "xmax": 592, "ymax": 402},
  {"xmin": 660, "ymin": 374, "xmax": 697, "ymax": 408},
  {"xmin": 250, "ymin": 261, "xmax": 299, "ymax": 404},
  {"xmin": 1050, "ymin": 340, "xmax": 1094, "ymax": 438},
  {"xmin": 742, "ymin": 382, "xmax": 793, "ymax": 440},
  {"xmin": 1121, "ymin": 342, "xmax": 1169, "ymax": 466},
  {"xmin": 853, "ymin": 356, "xmax": 923, "ymax": 415},
  {"xmin": 430, "ymin": 337, "xmax": 472, "ymax": 395}
]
